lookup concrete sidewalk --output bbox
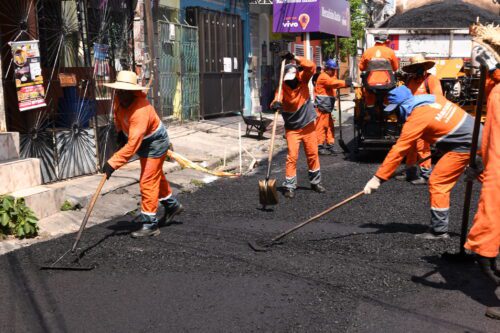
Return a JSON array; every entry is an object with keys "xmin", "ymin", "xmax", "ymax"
[{"xmin": 0, "ymin": 97, "xmax": 355, "ymax": 255}]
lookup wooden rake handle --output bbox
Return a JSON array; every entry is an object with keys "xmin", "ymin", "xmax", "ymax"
[
  {"xmin": 71, "ymin": 174, "xmax": 108, "ymax": 252},
  {"xmin": 271, "ymin": 191, "xmax": 365, "ymax": 243},
  {"xmin": 266, "ymin": 59, "xmax": 286, "ymax": 180}
]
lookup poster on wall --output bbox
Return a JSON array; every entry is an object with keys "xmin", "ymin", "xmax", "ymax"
[{"xmin": 9, "ymin": 40, "xmax": 46, "ymax": 112}]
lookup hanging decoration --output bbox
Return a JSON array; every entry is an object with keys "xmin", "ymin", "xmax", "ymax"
[{"xmin": 9, "ymin": 40, "xmax": 47, "ymax": 111}]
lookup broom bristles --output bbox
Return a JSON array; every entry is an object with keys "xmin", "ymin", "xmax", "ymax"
[{"xmin": 167, "ymin": 150, "xmax": 239, "ymax": 177}]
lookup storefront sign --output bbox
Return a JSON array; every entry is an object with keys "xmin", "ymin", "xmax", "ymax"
[
  {"xmin": 10, "ymin": 40, "xmax": 46, "ymax": 112},
  {"xmin": 273, "ymin": 0, "xmax": 351, "ymax": 37}
]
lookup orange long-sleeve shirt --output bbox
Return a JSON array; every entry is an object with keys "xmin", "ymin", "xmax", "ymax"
[
  {"xmin": 273, "ymin": 56, "xmax": 317, "ymax": 129},
  {"xmin": 375, "ymin": 95, "xmax": 479, "ymax": 180},
  {"xmin": 407, "ymin": 73, "xmax": 443, "ymax": 96},
  {"xmin": 359, "ymin": 43, "xmax": 399, "ymax": 72},
  {"xmin": 108, "ymin": 93, "xmax": 163, "ymax": 169},
  {"xmin": 314, "ymin": 71, "xmax": 347, "ymax": 113}
]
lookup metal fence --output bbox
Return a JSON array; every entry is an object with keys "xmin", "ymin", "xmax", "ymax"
[{"xmin": 158, "ymin": 20, "xmax": 200, "ymax": 121}]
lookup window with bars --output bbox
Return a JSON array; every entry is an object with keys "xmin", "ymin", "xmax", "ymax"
[
  {"xmin": 315, "ymin": 46, "xmax": 322, "ymax": 66},
  {"xmin": 294, "ymin": 44, "xmax": 304, "ymax": 57}
]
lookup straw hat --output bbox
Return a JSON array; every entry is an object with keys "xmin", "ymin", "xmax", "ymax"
[
  {"xmin": 470, "ymin": 23, "xmax": 500, "ymax": 62},
  {"xmin": 104, "ymin": 71, "xmax": 148, "ymax": 91},
  {"xmin": 402, "ymin": 54, "xmax": 435, "ymax": 73}
]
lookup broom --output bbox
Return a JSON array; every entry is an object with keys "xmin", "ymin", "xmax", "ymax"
[{"xmin": 166, "ymin": 150, "xmax": 239, "ymax": 178}]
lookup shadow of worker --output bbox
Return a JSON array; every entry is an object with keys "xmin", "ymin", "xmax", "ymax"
[{"xmin": 411, "ymin": 255, "xmax": 499, "ymax": 308}]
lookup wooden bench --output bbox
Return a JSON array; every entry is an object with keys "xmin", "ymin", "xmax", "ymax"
[{"xmin": 240, "ymin": 112, "xmax": 273, "ymax": 139}]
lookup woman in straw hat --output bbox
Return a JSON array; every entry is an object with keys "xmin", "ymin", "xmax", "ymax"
[
  {"xmin": 464, "ymin": 23, "xmax": 500, "ymax": 320},
  {"xmin": 397, "ymin": 54, "xmax": 444, "ymax": 185},
  {"xmin": 103, "ymin": 71, "xmax": 183, "ymax": 238}
]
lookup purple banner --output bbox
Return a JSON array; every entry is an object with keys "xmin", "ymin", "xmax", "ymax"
[{"xmin": 273, "ymin": 0, "xmax": 351, "ymax": 37}]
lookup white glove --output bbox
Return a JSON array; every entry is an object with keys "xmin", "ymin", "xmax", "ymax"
[{"xmin": 364, "ymin": 176, "xmax": 381, "ymax": 194}]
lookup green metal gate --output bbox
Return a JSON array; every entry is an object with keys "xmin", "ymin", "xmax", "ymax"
[{"xmin": 158, "ymin": 20, "xmax": 200, "ymax": 121}]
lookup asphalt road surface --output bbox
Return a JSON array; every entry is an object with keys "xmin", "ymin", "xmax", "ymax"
[{"xmin": 1, "ymin": 130, "xmax": 499, "ymax": 333}]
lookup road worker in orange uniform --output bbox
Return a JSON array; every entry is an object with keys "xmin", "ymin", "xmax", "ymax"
[
  {"xmin": 271, "ymin": 52, "xmax": 326, "ymax": 199},
  {"xmin": 359, "ymin": 33, "xmax": 399, "ymax": 114},
  {"xmin": 464, "ymin": 28, "xmax": 500, "ymax": 319},
  {"xmin": 363, "ymin": 85, "xmax": 482, "ymax": 240},
  {"xmin": 314, "ymin": 59, "xmax": 352, "ymax": 155},
  {"xmin": 103, "ymin": 71, "xmax": 183, "ymax": 238},
  {"xmin": 399, "ymin": 54, "xmax": 444, "ymax": 184}
]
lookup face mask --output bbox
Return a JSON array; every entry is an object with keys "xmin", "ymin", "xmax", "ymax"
[{"xmin": 285, "ymin": 78, "xmax": 299, "ymax": 89}]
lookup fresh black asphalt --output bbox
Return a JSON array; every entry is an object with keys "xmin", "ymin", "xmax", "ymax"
[{"xmin": 1, "ymin": 129, "xmax": 499, "ymax": 332}]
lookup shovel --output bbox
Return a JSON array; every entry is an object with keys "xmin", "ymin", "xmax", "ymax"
[
  {"xmin": 250, "ymin": 155, "xmax": 433, "ymax": 252},
  {"xmin": 40, "ymin": 174, "xmax": 108, "ymax": 270},
  {"xmin": 258, "ymin": 59, "xmax": 285, "ymax": 209}
]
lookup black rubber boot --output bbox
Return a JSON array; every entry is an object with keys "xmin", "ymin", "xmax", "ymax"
[
  {"xmin": 159, "ymin": 203, "xmax": 184, "ymax": 226},
  {"xmin": 284, "ymin": 188, "xmax": 295, "ymax": 199},
  {"xmin": 311, "ymin": 183, "xmax": 326, "ymax": 193},
  {"xmin": 477, "ymin": 256, "xmax": 500, "ymax": 285},
  {"xmin": 131, "ymin": 224, "xmax": 160, "ymax": 238}
]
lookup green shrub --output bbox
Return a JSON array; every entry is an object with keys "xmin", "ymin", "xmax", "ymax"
[{"xmin": 0, "ymin": 195, "xmax": 39, "ymax": 239}]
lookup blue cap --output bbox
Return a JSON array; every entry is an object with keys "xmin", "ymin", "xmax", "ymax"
[
  {"xmin": 384, "ymin": 86, "xmax": 413, "ymax": 112},
  {"xmin": 324, "ymin": 59, "xmax": 339, "ymax": 69}
]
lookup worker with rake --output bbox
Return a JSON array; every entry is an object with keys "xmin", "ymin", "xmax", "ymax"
[
  {"xmin": 271, "ymin": 51, "xmax": 326, "ymax": 199},
  {"xmin": 363, "ymin": 85, "xmax": 482, "ymax": 240},
  {"xmin": 397, "ymin": 54, "xmax": 444, "ymax": 185},
  {"xmin": 314, "ymin": 59, "xmax": 352, "ymax": 155},
  {"xmin": 464, "ymin": 23, "xmax": 500, "ymax": 320},
  {"xmin": 102, "ymin": 71, "xmax": 183, "ymax": 238}
]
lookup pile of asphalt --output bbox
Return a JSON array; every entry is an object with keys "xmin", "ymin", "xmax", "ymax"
[
  {"xmin": 383, "ymin": 1, "xmax": 500, "ymax": 28},
  {"xmin": 0, "ymin": 131, "xmax": 498, "ymax": 332}
]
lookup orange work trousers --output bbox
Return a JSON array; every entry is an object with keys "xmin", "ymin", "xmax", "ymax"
[
  {"xmin": 285, "ymin": 121, "xmax": 321, "ymax": 185},
  {"xmin": 139, "ymin": 152, "xmax": 173, "ymax": 215},
  {"xmin": 315, "ymin": 109, "xmax": 335, "ymax": 146},
  {"xmin": 429, "ymin": 151, "xmax": 470, "ymax": 210},
  {"xmin": 465, "ymin": 158, "xmax": 500, "ymax": 257},
  {"xmin": 428, "ymin": 151, "xmax": 470, "ymax": 232},
  {"xmin": 406, "ymin": 138, "xmax": 432, "ymax": 170}
]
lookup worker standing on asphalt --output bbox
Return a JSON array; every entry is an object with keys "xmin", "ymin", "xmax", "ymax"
[
  {"xmin": 464, "ymin": 26, "xmax": 500, "ymax": 320},
  {"xmin": 103, "ymin": 71, "xmax": 183, "ymax": 238},
  {"xmin": 314, "ymin": 59, "xmax": 352, "ymax": 155},
  {"xmin": 271, "ymin": 52, "xmax": 326, "ymax": 199},
  {"xmin": 358, "ymin": 33, "xmax": 399, "ymax": 115},
  {"xmin": 398, "ymin": 54, "xmax": 444, "ymax": 184},
  {"xmin": 363, "ymin": 85, "xmax": 482, "ymax": 240}
]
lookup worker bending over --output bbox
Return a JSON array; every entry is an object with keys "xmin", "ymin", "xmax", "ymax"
[
  {"xmin": 363, "ymin": 85, "xmax": 482, "ymax": 240},
  {"xmin": 399, "ymin": 54, "xmax": 444, "ymax": 184},
  {"xmin": 314, "ymin": 59, "xmax": 351, "ymax": 155},
  {"xmin": 103, "ymin": 71, "xmax": 183, "ymax": 238},
  {"xmin": 271, "ymin": 52, "xmax": 326, "ymax": 199},
  {"xmin": 464, "ymin": 26, "xmax": 500, "ymax": 320}
]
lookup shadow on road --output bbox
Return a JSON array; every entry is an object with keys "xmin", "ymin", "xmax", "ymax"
[{"xmin": 411, "ymin": 255, "xmax": 499, "ymax": 308}]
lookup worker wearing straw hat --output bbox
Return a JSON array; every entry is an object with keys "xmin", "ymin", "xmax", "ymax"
[
  {"xmin": 398, "ymin": 54, "xmax": 444, "ymax": 185},
  {"xmin": 103, "ymin": 71, "xmax": 183, "ymax": 238},
  {"xmin": 464, "ymin": 23, "xmax": 500, "ymax": 320}
]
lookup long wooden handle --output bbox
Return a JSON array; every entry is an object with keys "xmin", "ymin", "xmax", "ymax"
[
  {"xmin": 459, "ymin": 64, "xmax": 487, "ymax": 255},
  {"xmin": 266, "ymin": 59, "xmax": 286, "ymax": 180},
  {"xmin": 71, "ymin": 174, "xmax": 107, "ymax": 252},
  {"xmin": 269, "ymin": 155, "xmax": 434, "ymax": 244},
  {"xmin": 271, "ymin": 191, "xmax": 365, "ymax": 243}
]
